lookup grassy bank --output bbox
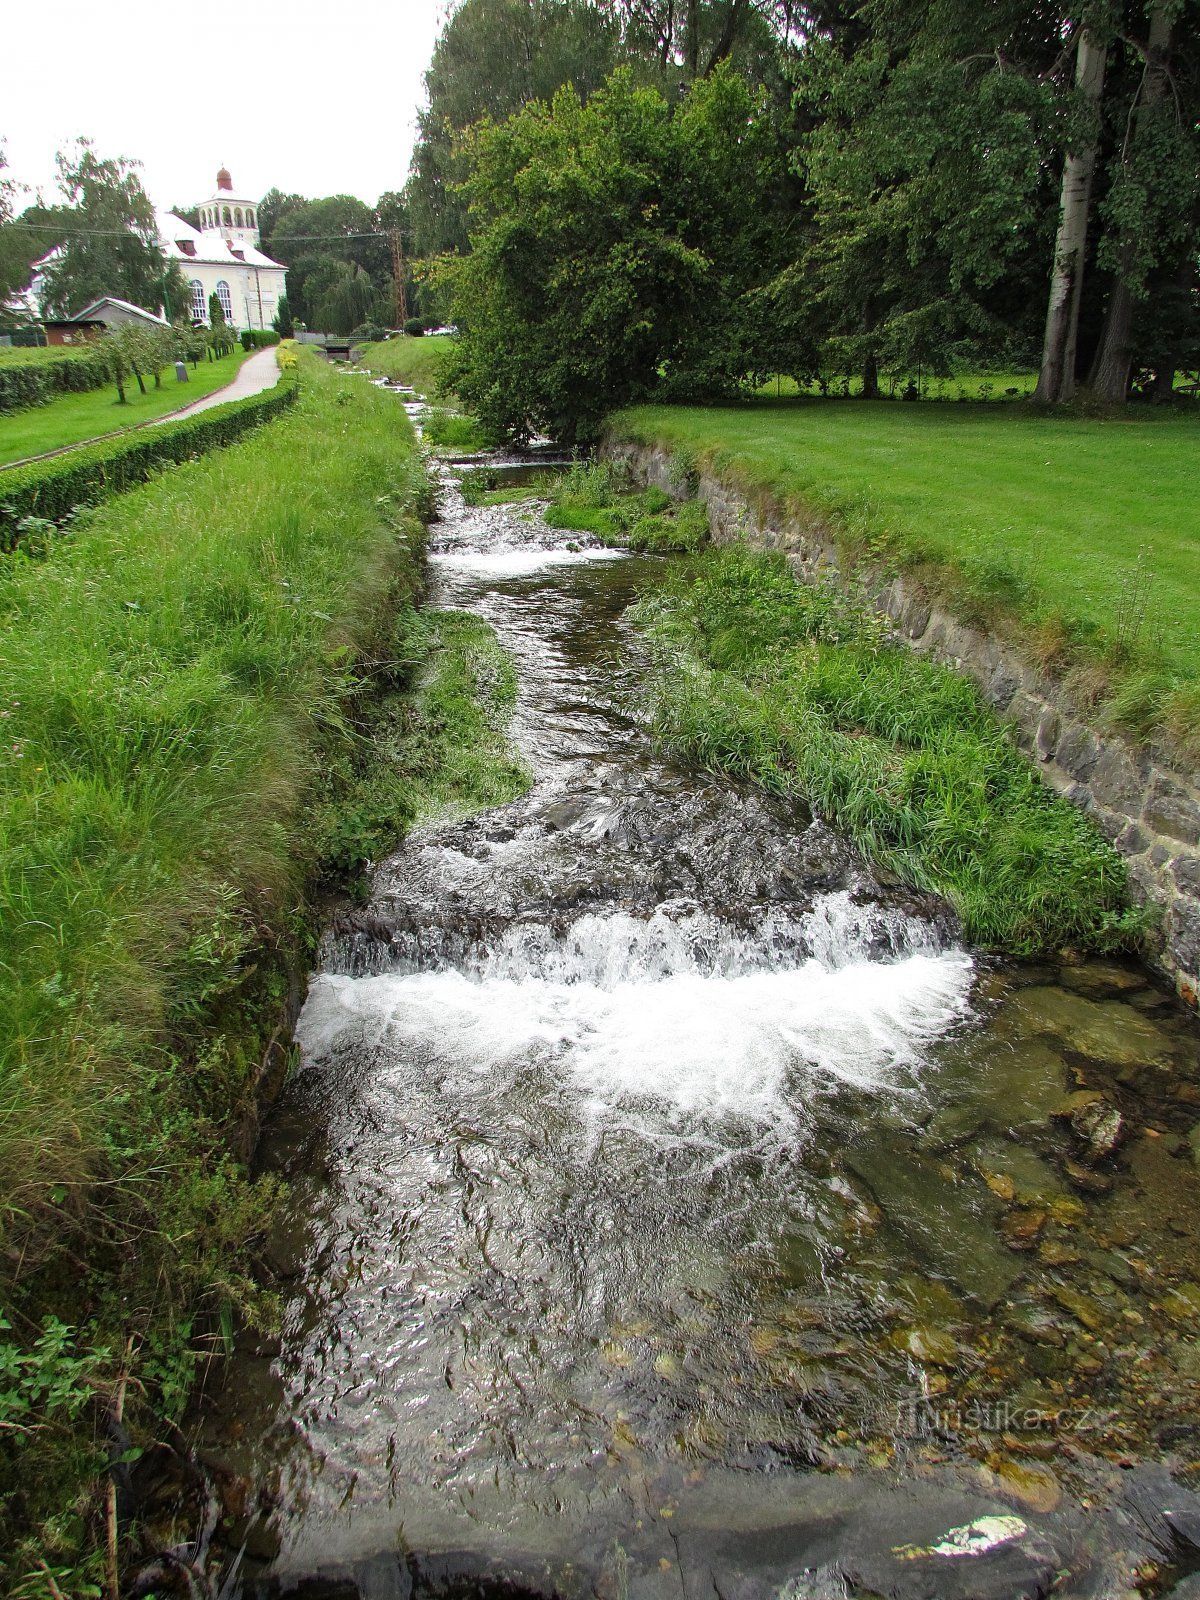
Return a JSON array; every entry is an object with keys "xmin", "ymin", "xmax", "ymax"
[
  {"xmin": 0, "ymin": 347, "xmax": 252, "ymax": 464},
  {"xmin": 357, "ymin": 333, "xmax": 454, "ymax": 396},
  {"xmin": 543, "ymin": 459, "xmax": 709, "ymax": 551},
  {"xmin": 0, "ymin": 351, "xmax": 522, "ymax": 1591},
  {"xmin": 612, "ymin": 399, "xmax": 1200, "ymax": 751},
  {"xmin": 632, "ymin": 547, "xmax": 1136, "ymax": 955}
]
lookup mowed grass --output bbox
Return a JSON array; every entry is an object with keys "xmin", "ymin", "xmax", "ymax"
[
  {"xmin": 357, "ymin": 333, "xmax": 454, "ymax": 395},
  {"xmin": 0, "ymin": 346, "xmax": 253, "ymax": 464},
  {"xmin": 612, "ymin": 399, "xmax": 1200, "ymax": 711}
]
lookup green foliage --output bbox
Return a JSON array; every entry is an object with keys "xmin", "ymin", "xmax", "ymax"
[
  {"xmin": 542, "ymin": 457, "xmax": 710, "ymax": 550},
  {"xmin": 404, "ymin": 318, "xmax": 425, "ymax": 337},
  {"xmin": 272, "ymin": 293, "xmax": 294, "ymax": 339},
  {"xmin": 0, "ymin": 367, "xmax": 296, "ymax": 542},
  {"xmin": 36, "ymin": 141, "xmax": 164, "ymax": 319},
  {"xmin": 611, "ymin": 399, "xmax": 1200, "ymax": 721},
  {"xmin": 313, "ymin": 610, "xmax": 529, "ymax": 880},
  {"xmin": 632, "ymin": 546, "xmax": 1138, "ymax": 955},
  {"xmin": 445, "ymin": 64, "xmax": 794, "ymax": 443},
  {"xmin": 357, "ymin": 334, "xmax": 454, "ymax": 395},
  {"xmin": 422, "ymin": 406, "xmax": 489, "ymax": 449},
  {"xmin": 0, "ymin": 345, "xmax": 111, "ymax": 413},
  {"xmin": 0, "ymin": 355, "xmax": 446, "ymax": 1584},
  {"xmin": 239, "ymin": 328, "xmax": 281, "ymax": 350},
  {"xmin": 0, "ymin": 344, "xmax": 250, "ymax": 465}
]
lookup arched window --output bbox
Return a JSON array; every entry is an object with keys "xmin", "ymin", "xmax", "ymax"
[
  {"xmin": 222, "ymin": 206, "xmax": 232, "ymax": 226},
  {"xmin": 247, "ymin": 209, "xmax": 256, "ymax": 228},
  {"xmin": 190, "ymin": 279, "xmax": 206, "ymax": 322},
  {"xmin": 234, "ymin": 207, "xmax": 243, "ymax": 226},
  {"xmin": 215, "ymin": 280, "xmax": 233, "ymax": 322}
]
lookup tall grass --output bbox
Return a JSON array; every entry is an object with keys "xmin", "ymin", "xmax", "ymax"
[
  {"xmin": 631, "ymin": 548, "xmax": 1138, "ymax": 955},
  {"xmin": 612, "ymin": 399, "xmax": 1200, "ymax": 752},
  {"xmin": 0, "ymin": 353, "xmax": 444, "ymax": 1584},
  {"xmin": 544, "ymin": 458, "xmax": 710, "ymax": 551},
  {"xmin": 356, "ymin": 333, "xmax": 455, "ymax": 396}
]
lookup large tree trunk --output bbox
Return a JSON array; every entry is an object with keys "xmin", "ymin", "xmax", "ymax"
[
  {"xmin": 1033, "ymin": 26, "xmax": 1107, "ymax": 405},
  {"xmin": 861, "ymin": 353, "xmax": 879, "ymax": 399},
  {"xmin": 1152, "ymin": 251, "xmax": 1198, "ymax": 402},
  {"xmin": 1089, "ymin": 2, "xmax": 1174, "ymax": 404},
  {"xmin": 684, "ymin": 0, "xmax": 701, "ymax": 78}
]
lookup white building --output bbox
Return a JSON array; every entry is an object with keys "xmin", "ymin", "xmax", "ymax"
[{"xmin": 159, "ymin": 167, "xmax": 287, "ymax": 332}]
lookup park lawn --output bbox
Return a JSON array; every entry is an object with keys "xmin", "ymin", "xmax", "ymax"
[
  {"xmin": 612, "ymin": 398, "xmax": 1200, "ymax": 693},
  {"xmin": 0, "ymin": 346, "xmax": 254, "ymax": 464},
  {"xmin": 754, "ymin": 371, "xmax": 1037, "ymax": 401},
  {"xmin": 357, "ymin": 333, "xmax": 454, "ymax": 395}
]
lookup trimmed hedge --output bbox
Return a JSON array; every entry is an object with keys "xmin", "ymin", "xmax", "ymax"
[
  {"xmin": 239, "ymin": 328, "xmax": 282, "ymax": 351},
  {"xmin": 0, "ymin": 346, "xmax": 111, "ymax": 413},
  {"xmin": 0, "ymin": 371, "xmax": 298, "ymax": 549}
]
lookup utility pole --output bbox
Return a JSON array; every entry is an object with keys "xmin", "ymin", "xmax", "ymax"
[{"xmin": 390, "ymin": 229, "xmax": 409, "ymax": 328}]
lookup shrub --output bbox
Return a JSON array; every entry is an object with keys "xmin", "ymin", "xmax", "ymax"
[
  {"xmin": 404, "ymin": 318, "xmax": 426, "ymax": 337},
  {"xmin": 0, "ymin": 371, "xmax": 298, "ymax": 548},
  {"xmin": 0, "ymin": 345, "xmax": 111, "ymax": 413},
  {"xmin": 239, "ymin": 329, "xmax": 281, "ymax": 351}
]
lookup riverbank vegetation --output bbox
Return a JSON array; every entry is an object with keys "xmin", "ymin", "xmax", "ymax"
[
  {"xmin": 611, "ymin": 402, "xmax": 1200, "ymax": 752},
  {"xmin": 0, "ymin": 344, "xmax": 251, "ymax": 464},
  {"xmin": 544, "ymin": 458, "xmax": 709, "ymax": 551},
  {"xmin": 421, "ymin": 0, "xmax": 1197, "ymax": 442},
  {"xmin": 356, "ymin": 333, "xmax": 453, "ymax": 396},
  {"xmin": 0, "ymin": 352, "xmax": 520, "ymax": 1590},
  {"xmin": 632, "ymin": 547, "xmax": 1138, "ymax": 955}
]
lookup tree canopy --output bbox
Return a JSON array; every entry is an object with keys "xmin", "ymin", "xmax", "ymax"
[{"xmin": 422, "ymin": 0, "xmax": 1198, "ymax": 418}]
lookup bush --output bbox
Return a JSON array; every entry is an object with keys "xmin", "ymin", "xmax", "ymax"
[
  {"xmin": 0, "ymin": 371, "xmax": 298, "ymax": 548},
  {"xmin": 239, "ymin": 329, "xmax": 281, "ymax": 351},
  {"xmin": 0, "ymin": 345, "xmax": 111, "ymax": 413},
  {"xmin": 404, "ymin": 318, "xmax": 426, "ymax": 337}
]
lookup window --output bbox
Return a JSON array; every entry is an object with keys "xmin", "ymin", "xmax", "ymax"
[
  {"xmin": 247, "ymin": 209, "xmax": 256, "ymax": 229},
  {"xmin": 190, "ymin": 279, "xmax": 206, "ymax": 322},
  {"xmin": 215, "ymin": 280, "xmax": 233, "ymax": 322},
  {"xmin": 222, "ymin": 206, "xmax": 232, "ymax": 226},
  {"xmin": 234, "ymin": 208, "xmax": 243, "ymax": 227}
]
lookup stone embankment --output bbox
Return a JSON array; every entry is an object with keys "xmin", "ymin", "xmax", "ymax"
[{"xmin": 605, "ymin": 438, "xmax": 1200, "ymax": 1005}]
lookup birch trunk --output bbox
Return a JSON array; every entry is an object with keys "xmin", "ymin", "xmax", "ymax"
[{"xmin": 1033, "ymin": 27, "xmax": 1107, "ymax": 405}]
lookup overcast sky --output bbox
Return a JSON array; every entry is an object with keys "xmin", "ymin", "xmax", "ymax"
[{"xmin": 5, "ymin": 0, "xmax": 449, "ymax": 211}]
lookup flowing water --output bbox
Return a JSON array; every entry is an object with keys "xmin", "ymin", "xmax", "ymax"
[{"xmin": 190, "ymin": 391, "xmax": 1200, "ymax": 1599}]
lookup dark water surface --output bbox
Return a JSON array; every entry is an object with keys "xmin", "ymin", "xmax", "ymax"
[{"xmin": 191, "ymin": 403, "xmax": 1200, "ymax": 1599}]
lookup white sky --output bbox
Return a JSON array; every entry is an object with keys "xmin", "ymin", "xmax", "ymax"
[{"xmin": 4, "ymin": 0, "xmax": 450, "ymax": 211}]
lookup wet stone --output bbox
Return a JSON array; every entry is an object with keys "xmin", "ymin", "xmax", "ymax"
[{"xmin": 1014, "ymin": 987, "xmax": 1177, "ymax": 1070}]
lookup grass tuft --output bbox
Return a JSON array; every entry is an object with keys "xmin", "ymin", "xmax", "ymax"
[{"xmin": 630, "ymin": 546, "xmax": 1139, "ymax": 956}]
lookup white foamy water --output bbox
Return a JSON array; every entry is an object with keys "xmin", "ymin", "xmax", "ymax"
[
  {"xmin": 297, "ymin": 926, "xmax": 973, "ymax": 1138},
  {"xmin": 431, "ymin": 546, "xmax": 626, "ymax": 578}
]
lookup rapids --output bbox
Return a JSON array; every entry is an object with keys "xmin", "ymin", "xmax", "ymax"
[{"xmin": 186, "ymin": 387, "xmax": 1200, "ymax": 1600}]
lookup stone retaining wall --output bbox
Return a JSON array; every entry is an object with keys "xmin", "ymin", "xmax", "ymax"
[{"xmin": 605, "ymin": 437, "xmax": 1200, "ymax": 1005}]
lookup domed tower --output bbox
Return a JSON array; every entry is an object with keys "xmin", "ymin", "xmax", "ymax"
[{"xmin": 197, "ymin": 166, "xmax": 261, "ymax": 250}]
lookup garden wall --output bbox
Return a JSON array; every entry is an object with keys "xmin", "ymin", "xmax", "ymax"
[{"xmin": 606, "ymin": 437, "xmax": 1200, "ymax": 1005}]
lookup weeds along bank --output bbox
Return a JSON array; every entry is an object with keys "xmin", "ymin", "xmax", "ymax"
[
  {"xmin": 606, "ymin": 415, "xmax": 1200, "ymax": 1000},
  {"xmin": 355, "ymin": 333, "xmax": 454, "ymax": 396},
  {"xmin": 631, "ymin": 547, "xmax": 1136, "ymax": 956},
  {"xmin": 0, "ymin": 352, "xmax": 523, "ymax": 1589}
]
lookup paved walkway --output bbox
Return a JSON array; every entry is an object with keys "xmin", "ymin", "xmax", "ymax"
[
  {"xmin": 157, "ymin": 343, "xmax": 281, "ymax": 422},
  {"xmin": 1, "ymin": 346, "xmax": 285, "ymax": 471}
]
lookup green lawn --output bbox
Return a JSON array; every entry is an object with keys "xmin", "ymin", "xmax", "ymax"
[
  {"xmin": 0, "ymin": 347, "xmax": 253, "ymax": 464},
  {"xmin": 755, "ymin": 371, "xmax": 1037, "ymax": 401},
  {"xmin": 357, "ymin": 333, "xmax": 453, "ymax": 395},
  {"xmin": 612, "ymin": 399, "xmax": 1200, "ymax": 698}
]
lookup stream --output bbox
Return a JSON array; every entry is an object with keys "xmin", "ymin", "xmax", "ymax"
[{"xmin": 190, "ymin": 388, "xmax": 1200, "ymax": 1599}]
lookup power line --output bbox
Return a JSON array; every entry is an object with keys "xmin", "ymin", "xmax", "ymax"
[{"xmin": 5, "ymin": 221, "xmax": 394, "ymax": 243}]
